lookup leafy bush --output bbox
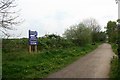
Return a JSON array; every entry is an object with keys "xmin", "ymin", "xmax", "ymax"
[
  {"xmin": 2, "ymin": 38, "xmax": 28, "ymax": 53},
  {"xmin": 2, "ymin": 34, "xmax": 76, "ymax": 53}
]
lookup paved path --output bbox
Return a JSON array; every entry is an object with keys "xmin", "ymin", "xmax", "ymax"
[{"xmin": 47, "ymin": 43, "xmax": 115, "ymax": 78}]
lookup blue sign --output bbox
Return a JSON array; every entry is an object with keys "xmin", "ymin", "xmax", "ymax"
[{"xmin": 29, "ymin": 30, "xmax": 38, "ymax": 45}]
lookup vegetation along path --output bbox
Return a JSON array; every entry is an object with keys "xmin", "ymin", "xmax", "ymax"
[{"xmin": 48, "ymin": 43, "xmax": 115, "ymax": 78}]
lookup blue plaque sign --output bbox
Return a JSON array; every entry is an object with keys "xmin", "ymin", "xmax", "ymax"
[{"xmin": 29, "ymin": 30, "xmax": 38, "ymax": 45}]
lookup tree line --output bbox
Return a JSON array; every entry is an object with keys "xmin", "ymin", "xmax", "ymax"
[
  {"xmin": 3, "ymin": 18, "xmax": 106, "ymax": 53},
  {"xmin": 63, "ymin": 18, "xmax": 106, "ymax": 46}
]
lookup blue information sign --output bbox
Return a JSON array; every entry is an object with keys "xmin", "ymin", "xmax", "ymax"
[{"xmin": 29, "ymin": 30, "xmax": 38, "ymax": 45}]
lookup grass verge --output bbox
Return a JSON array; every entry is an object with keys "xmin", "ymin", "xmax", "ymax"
[
  {"xmin": 110, "ymin": 43, "xmax": 120, "ymax": 79},
  {"xmin": 2, "ymin": 43, "xmax": 100, "ymax": 79}
]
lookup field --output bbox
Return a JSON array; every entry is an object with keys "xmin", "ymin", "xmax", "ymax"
[{"xmin": 2, "ymin": 38, "xmax": 100, "ymax": 79}]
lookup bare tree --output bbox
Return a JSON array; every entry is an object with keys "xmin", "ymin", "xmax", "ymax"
[
  {"xmin": 0, "ymin": 0, "xmax": 21, "ymax": 38},
  {"xmin": 82, "ymin": 18, "xmax": 101, "ymax": 43},
  {"xmin": 82, "ymin": 18, "xmax": 101, "ymax": 32}
]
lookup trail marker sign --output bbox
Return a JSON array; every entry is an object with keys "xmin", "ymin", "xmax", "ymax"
[
  {"xmin": 29, "ymin": 30, "xmax": 38, "ymax": 53},
  {"xmin": 29, "ymin": 30, "xmax": 38, "ymax": 45}
]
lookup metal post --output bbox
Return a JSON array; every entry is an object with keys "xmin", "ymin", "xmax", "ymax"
[
  {"xmin": 117, "ymin": 0, "xmax": 120, "ymax": 60},
  {"xmin": 118, "ymin": 0, "xmax": 120, "ymax": 19}
]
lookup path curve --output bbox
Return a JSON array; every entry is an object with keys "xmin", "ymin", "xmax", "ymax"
[{"xmin": 47, "ymin": 43, "xmax": 115, "ymax": 78}]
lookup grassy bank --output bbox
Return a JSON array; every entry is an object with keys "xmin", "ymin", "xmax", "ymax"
[
  {"xmin": 3, "ymin": 43, "xmax": 100, "ymax": 79},
  {"xmin": 110, "ymin": 43, "xmax": 120, "ymax": 79}
]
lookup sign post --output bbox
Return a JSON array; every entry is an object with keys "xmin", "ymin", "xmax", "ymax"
[{"xmin": 29, "ymin": 30, "xmax": 38, "ymax": 53}]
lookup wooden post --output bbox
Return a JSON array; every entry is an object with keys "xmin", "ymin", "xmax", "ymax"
[
  {"xmin": 29, "ymin": 45, "xmax": 31, "ymax": 53},
  {"xmin": 35, "ymin": 45, "xmax": 37, "ymax": 52},
  {"xmin": 29, "ymin": 45, "xmax": 37, "ymax": 53}
]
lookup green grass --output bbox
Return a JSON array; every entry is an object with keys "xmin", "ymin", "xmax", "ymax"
[
  {"xmin": 110, "ymin": 58, "xmax": 120, "ymax": 80},
  {"xmin": 2, "ymin": 43, "xmax": 100, "ymax": 79},
  {"xmin": 110, "ymin": 43, "xmax": 120, "ymax": 79}
]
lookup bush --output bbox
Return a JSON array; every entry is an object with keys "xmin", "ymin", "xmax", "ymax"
[
  {"xmin": 2, "ymin": 38, "xmax": 28, "ymax": 53},
  {"xmin": 2, "ymin": 34, "xmax": 76, "ymax": 53}
]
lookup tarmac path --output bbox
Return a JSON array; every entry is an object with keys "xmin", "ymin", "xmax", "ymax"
[{"xmin": 47, "ymin": 43, "xmax": 115, "ymax": 78}]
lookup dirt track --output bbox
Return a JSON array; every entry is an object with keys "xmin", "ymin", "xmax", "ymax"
[{"xmin": 47, "ymin": 43, "xmax": 115, "ymax": 78}]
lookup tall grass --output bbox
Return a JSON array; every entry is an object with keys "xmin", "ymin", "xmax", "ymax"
[{"xmin": 110, "ymin": 43, "xmax": 120, "ymax": 79}]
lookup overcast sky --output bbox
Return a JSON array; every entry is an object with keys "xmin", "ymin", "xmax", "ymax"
[{"xmin": 10, "ymin": 0, "xmax": 118, "ymax": 38}]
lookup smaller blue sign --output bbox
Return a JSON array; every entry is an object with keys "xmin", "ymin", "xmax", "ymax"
[{"xmin": 29, "ymin": 30, "xmax": 38, "ymax": 45}]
